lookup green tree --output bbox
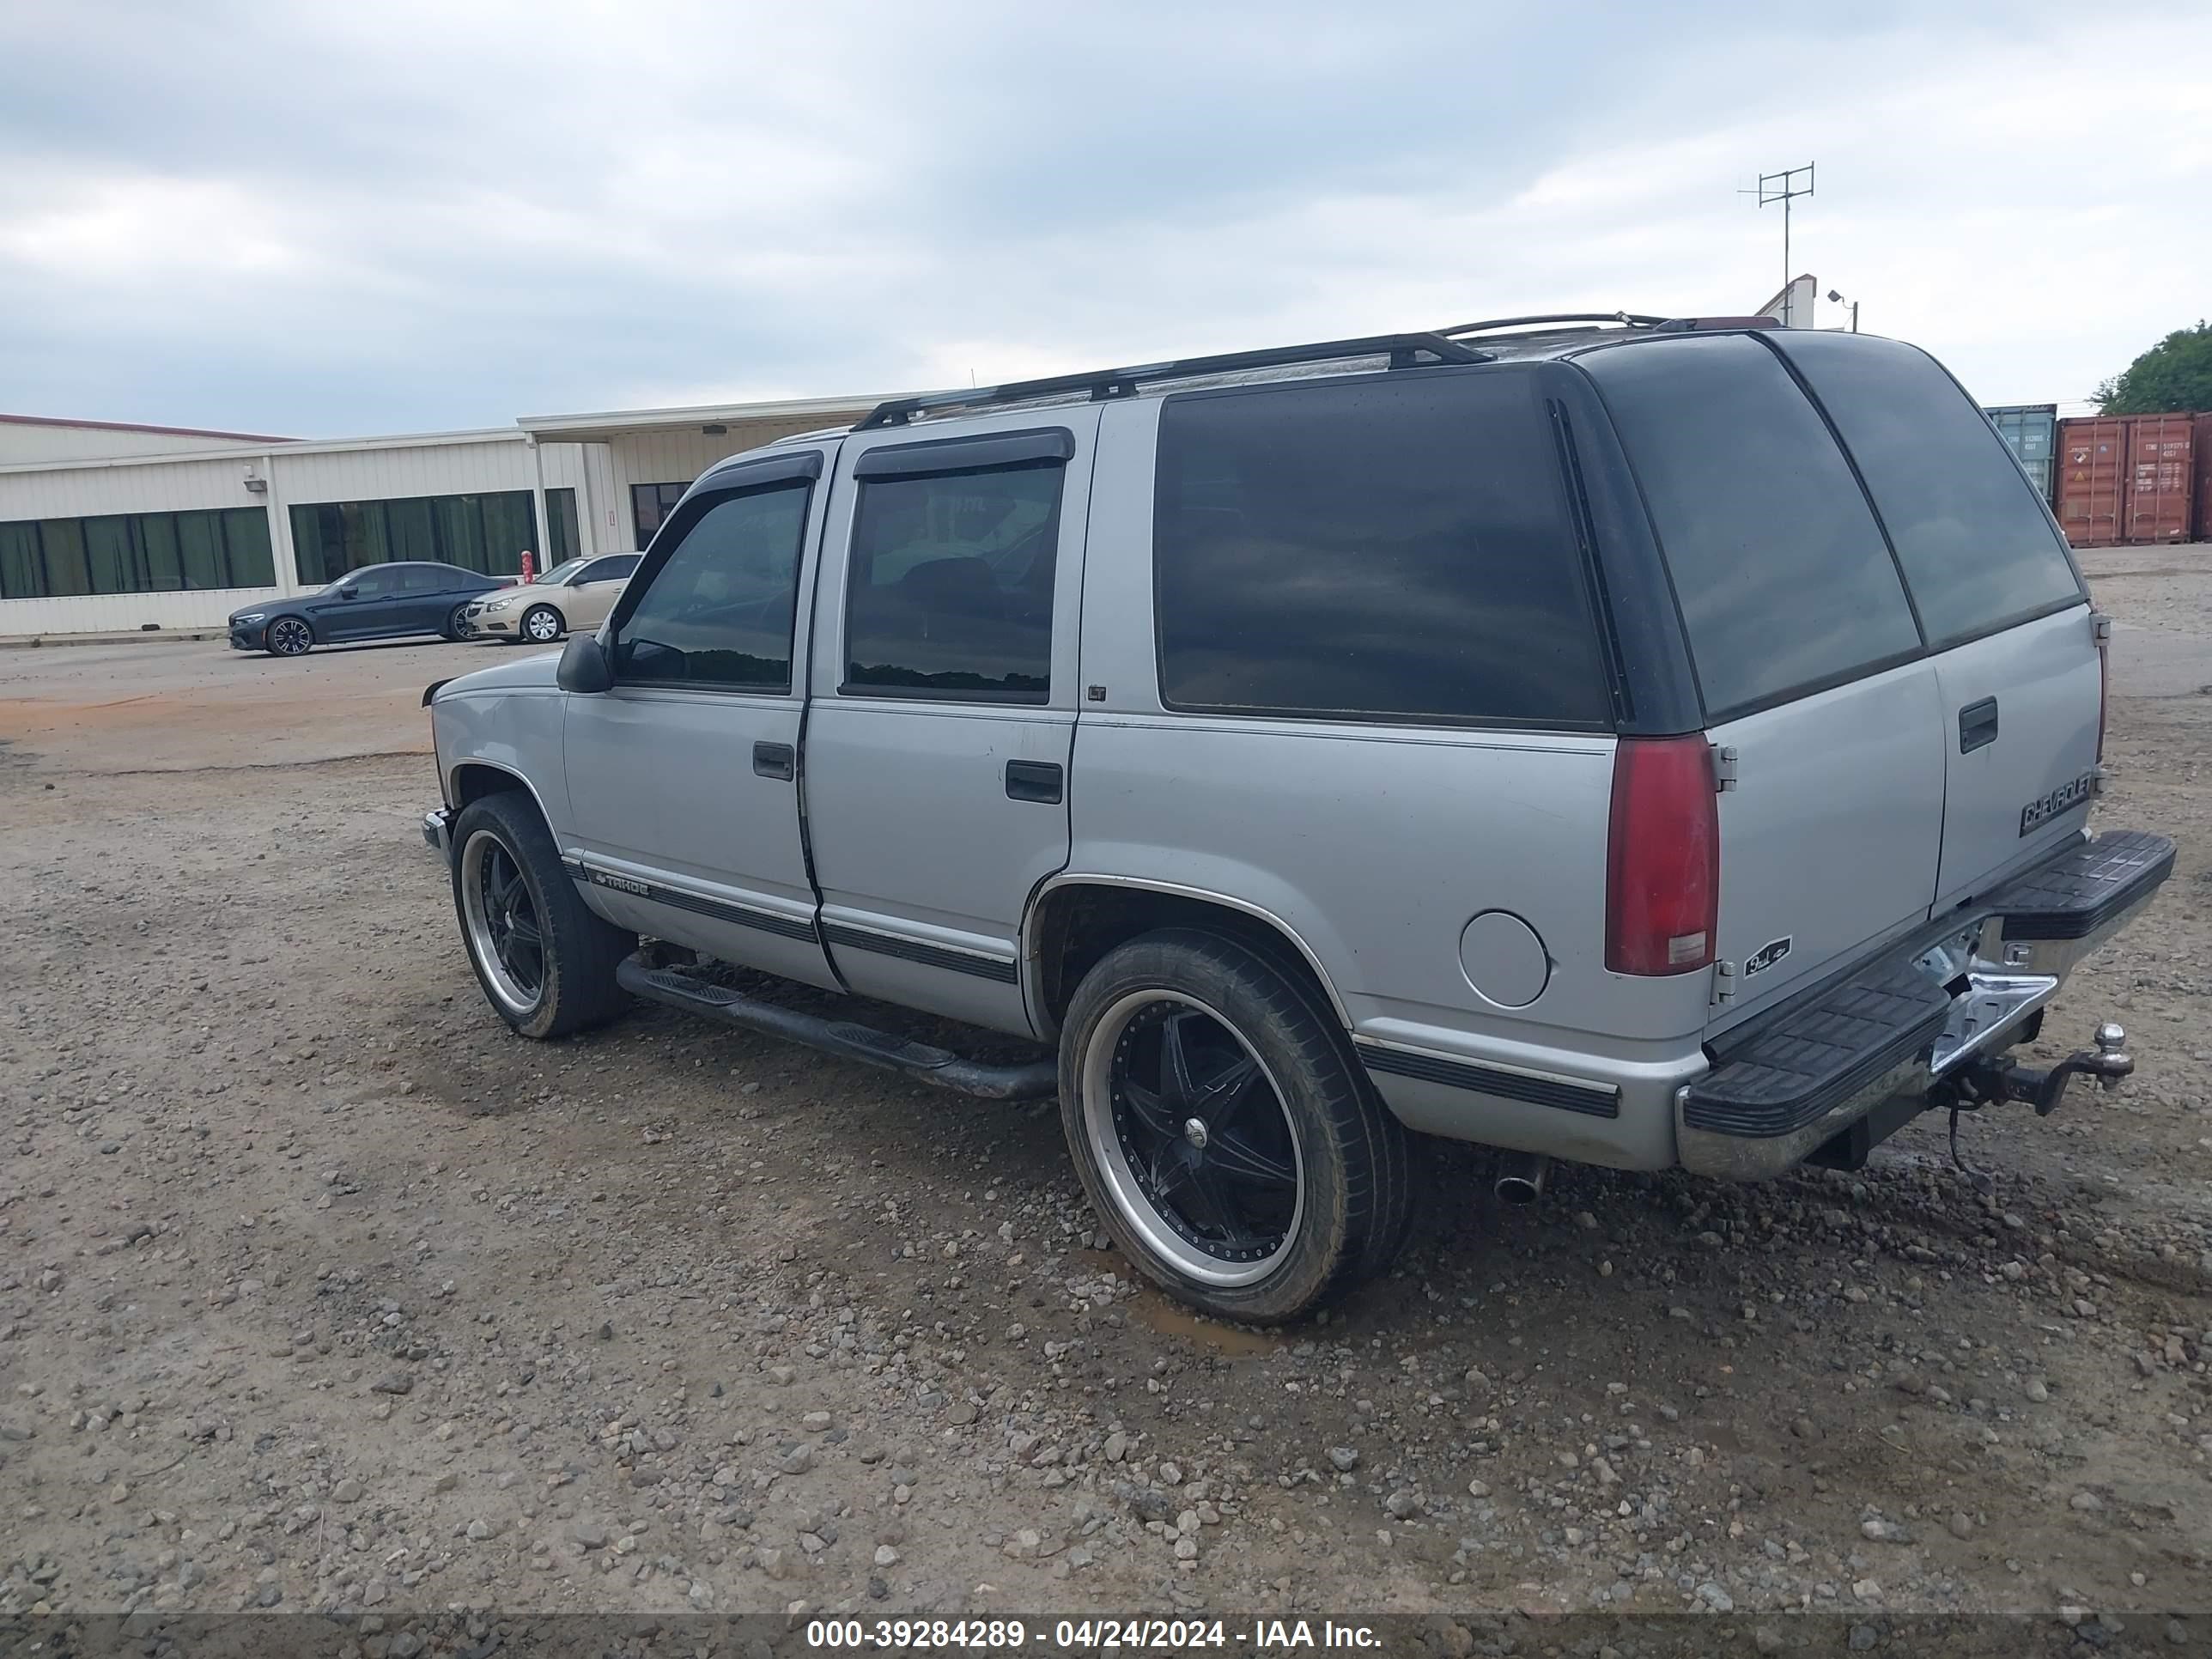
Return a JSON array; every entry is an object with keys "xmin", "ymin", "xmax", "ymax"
[{"xmin": 2094, "ymin": 321, "xmax": 2212, "ymax": 414}]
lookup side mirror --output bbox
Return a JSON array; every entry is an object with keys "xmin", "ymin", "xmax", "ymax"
[
  {"xmin": 338, "ymin": 583, "xmax": 359, "ymax": 600},
  {"xmin": 556, "ymin": 633, "xmax": 614, "ymax": 693}
]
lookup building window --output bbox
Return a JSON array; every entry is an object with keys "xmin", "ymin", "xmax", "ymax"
[
  {"xmin": 631, "ymin": 482, "xmax": 688, "ymax": 550},
  {"xmin": 289, "ymin": 490, "xmax": 538, "ymax": 586},
  {"xmin": 0, "ymin": 507, "xmax": 274, "ymax": 601},
  {"xmin": 547, "ymin": 488, "xmax": 581, "ymax": 564}
]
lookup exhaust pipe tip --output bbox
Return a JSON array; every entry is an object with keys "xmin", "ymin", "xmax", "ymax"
[{"xmin": 1493, "ymin": 1151, "xmax": 1552, "ymax": 1205}]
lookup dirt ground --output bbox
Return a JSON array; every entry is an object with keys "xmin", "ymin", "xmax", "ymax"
[{"xmin": 2, "ymin": 558, "xmax": 2209, "ymax": 1643}]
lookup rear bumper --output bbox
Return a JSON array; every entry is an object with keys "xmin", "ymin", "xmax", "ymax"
[{"xmin": 1676, "ymin": 829, "xmax": 2175, "ymax": 1179}]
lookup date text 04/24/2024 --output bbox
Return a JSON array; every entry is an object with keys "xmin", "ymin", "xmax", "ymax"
[{"xmin": 803, "ymin": 1619, "xmax": 1382, "ymax": 1650}]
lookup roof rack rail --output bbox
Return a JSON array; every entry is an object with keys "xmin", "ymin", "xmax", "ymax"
[
  {"xmin": 1436, "ymin": 312, "xmax": 1668, "ymax": 337},
  {"xmin": 1645, "ymin": 313, "xmax": 1781, "ymax": 332},
  {"xmin": 855, "ymin": 331, "xmax": 1489, "ymax": 431}
]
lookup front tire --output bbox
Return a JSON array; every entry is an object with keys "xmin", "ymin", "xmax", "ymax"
[
  {"xmin": 451, "ymin": 793, "xmax": 633, "ymax": 1039},
  {"xmin": 264, "ymin": 616, "xmax": 313, "ymax": 657},
  {"xmin": 520, "ymin": 605, "xmax": 564, "ymax": 645},
  {"xmin": 1059, "ymin": 928, "xmax": 1413, "ymax": 1323}
]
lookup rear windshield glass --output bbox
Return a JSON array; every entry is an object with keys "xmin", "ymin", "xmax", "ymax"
[
  {"xmin": 1773, "ymin": 332, "xmax": 2083, "ymax": 648},
  {"xmin": 1582, "ymin": 334, "xmax": 1921, "ymax": 720},
  {"xmin": 1152, "ymin": 370, "xmax": 1611, "ymax": 727}
]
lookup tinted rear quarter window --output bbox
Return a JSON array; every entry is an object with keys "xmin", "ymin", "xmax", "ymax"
[
  {"xmin": 1581, "ymin": 334, "xmax": 1921, "ymax": 720},
  {"xmin": 1773, "ymin": 332, "xmax": 2082, "ymax": 647},
  {"xmin": 1152, "ymin": 370, "xmax": 1611, "ymax": 727}
]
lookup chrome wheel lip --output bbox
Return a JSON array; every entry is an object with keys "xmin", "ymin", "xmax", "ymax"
[
  {"xmin": 267, "ymin": 617, "xmax": 311, "ymax": 655},
  {"xmin": 459, "ymin": 828, "xmax": 544, "ymax": 1018},
  {"xmin": 523, "ymin": 606, "xmax": 562, "ymax": 641},
  {"xmin": 1079, "ymin": 988, "xmax": 1304, "ymax": 1288}
]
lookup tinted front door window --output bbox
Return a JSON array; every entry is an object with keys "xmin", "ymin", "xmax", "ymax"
[
  {"xmin": 611, "ymin": 483, "xmax": 810, "ymax": 690},
  {"xmin": 843, "ymin": 462, "xmax": 1062, "ymax": 702}
]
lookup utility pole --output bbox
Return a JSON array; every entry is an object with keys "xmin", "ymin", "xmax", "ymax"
[{"xmin": 1744, "ymin": 163, "xmax": 1815, "ymax": 325}]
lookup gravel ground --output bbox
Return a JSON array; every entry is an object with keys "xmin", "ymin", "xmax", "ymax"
[{"xmin": 2, "ymin": 562, "xmax": 2209, "ymax": 1639}]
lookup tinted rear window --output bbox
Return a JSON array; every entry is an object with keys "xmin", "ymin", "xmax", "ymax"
[
  {"xmin": 1582, "ymin": 334, "xmax": 1921, "ymax": 720},
  {"xmin": 1773, "ymin": 332, "xmax": 2082, "ymax": 648},
  {"xmin": 1152, "ymin": 370, "xmax": 1611, "ymax": 727}
]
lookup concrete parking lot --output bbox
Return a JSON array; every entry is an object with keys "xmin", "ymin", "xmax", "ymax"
[{"xmin": 2, "ymin": 550, "xmax": 2209, "ymax": 1634}]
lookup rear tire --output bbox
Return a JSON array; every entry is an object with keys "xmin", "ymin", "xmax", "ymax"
[
  {"xmin": 442, "ymin": 603, "xmax": 471, "ymax": 641},
  {"xmin": 451, "ymin": 792, "xmax": 633, "ymax": 1039},
  {"xmin": 1058, "ymin": 927, "xmax": 1413, "ymax": 1323}
]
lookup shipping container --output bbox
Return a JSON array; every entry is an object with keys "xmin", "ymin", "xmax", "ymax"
[
  {"xmin": 2057, "ymin": 416, "xmax": 2128, "ymax": 546},
  {"xmin": 2125, "ymin": 415, "xmax": 2195, "ymax": 544},
  {"xmin": 2195, "ymin": 412, "xmax": 2212, "ymax": 542},
  {"xmin": 1984, "ymin": 403, "xmax": 2057, "ymax": 503},
  {"xmin": 2056, "ymin": 413, "xmax": 2198, "ymax": 547}
]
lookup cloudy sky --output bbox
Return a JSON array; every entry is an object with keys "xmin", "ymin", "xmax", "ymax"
[{"xmin": 3, "ymin": 0, "xmax": 2209, "ymax": 438}]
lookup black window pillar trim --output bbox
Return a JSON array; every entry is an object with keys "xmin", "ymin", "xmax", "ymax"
[{"xmin": 1542, "ymin": 364, "xmax": 1705, "ymax": 737}]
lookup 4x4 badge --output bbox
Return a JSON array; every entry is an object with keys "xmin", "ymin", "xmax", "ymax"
[{"xmin": 1745, "ymin": 936, "xmax": 1792, "ymax": 976}]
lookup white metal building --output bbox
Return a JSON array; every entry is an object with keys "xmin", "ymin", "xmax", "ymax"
[{"xmin": 0, "ymin": 394, "xmax": 882, "ymax": 638}]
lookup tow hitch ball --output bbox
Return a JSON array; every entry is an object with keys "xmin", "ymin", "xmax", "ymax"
[{"xmin": 1942, "ymin": 1022, "xmax": 2135, "ymax": 1118}]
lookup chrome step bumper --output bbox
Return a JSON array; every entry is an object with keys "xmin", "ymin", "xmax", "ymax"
[{"xmin": 1678, "ymin": 829, "xmax": 2174, "ymax": 1180}]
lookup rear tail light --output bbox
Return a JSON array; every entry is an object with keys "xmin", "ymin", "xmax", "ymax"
[{"xmin": 1606, "ymin": 735, "xmax": 1720, "ymax": 975}]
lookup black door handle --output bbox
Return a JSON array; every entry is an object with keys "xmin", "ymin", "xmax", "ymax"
[
  {"xmin": 752, "ymin": 741, "xmax": 795, "ymax": 781},
  {"xmin": 1959, "ymin": 697, "xmax": 2000, "ymax": 754},
  {"xmin": 1005, "ymin": 759, "xmax": 1063, "ymax": 804}
]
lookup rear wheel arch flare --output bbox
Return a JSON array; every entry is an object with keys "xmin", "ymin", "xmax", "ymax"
[{"xmin": 1024, "ymin": 878, "xmax": 1351, "ymax": 1040}]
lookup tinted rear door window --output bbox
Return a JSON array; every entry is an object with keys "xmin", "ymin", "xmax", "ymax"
[
  {"xmin": 1582, "ymin": 334, "xmax": 1921, "ymax": 720},
  {"xmin": 1152, "ymin": 370, "xmax": 1610, "ymax": 727},
  {"xmin": 1772, "ymin": 332, "xmax": 2083, "ymax": 648},
  {"xmin": 843, "ymin": 460, "xmax": 1063, "ymax": 702}
]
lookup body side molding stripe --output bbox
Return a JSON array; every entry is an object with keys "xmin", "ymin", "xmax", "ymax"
[
  {"xmin": 1356, "ymin": 1039, "xmax": 1621, "ymax": 1119},
  {"xmin": 569, "ymin": 858, "xmax": 818, "ymax": 944},
  {"xmin": 822, "ymin": 922, "xmax": 1019, "ymax": 984}
]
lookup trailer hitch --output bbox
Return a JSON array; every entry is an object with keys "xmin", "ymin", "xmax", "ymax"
[
  {"xmin": 1929, "ymin": 1022, "xmax": 2131, "ymax": 1194},
  {"xmin": 1939, "ymin": 1021, "xmax": 2135, "ymax": 1118}
]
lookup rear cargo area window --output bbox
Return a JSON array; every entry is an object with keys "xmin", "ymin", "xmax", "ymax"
[
  {"xmin": 1583, "ymin": 335, "xmax": 1920, "ymax": 720},
  {"xmin": 1774, "ymin": 332, "xmax": 2084, "ymax": 648},
  {"xmin": 1152, "ymin": 372, "xmax": 1610, "ymax": 727}
]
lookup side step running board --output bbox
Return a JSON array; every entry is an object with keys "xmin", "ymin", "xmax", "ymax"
[{"xmin": 616, "ymin": 956, "xmax": 1060, "ymax": 1102}]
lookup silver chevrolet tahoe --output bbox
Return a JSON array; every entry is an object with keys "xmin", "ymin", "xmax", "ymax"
[{"xmin": 421, "ymin": 314, "xmax": 2174, "ymax": 1322}]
